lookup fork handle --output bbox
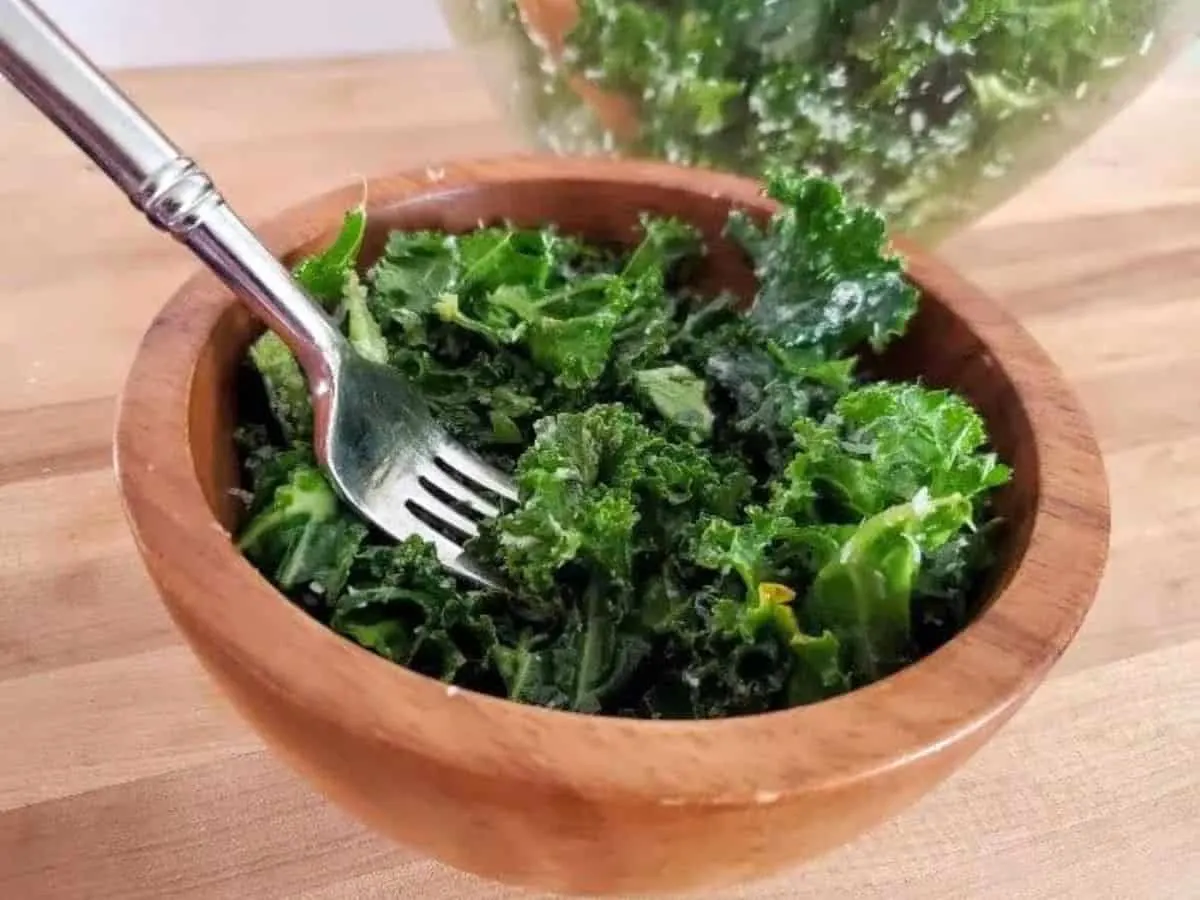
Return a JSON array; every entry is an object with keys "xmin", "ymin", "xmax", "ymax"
[{"xmin": 0, "ymin": 0, "xmax": 348, "ymax": 380}]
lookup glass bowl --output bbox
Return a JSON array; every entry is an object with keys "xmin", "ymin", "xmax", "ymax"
[{"xmin": 442, "ymin": 0, "xmax": 1198, "ymax": 241}]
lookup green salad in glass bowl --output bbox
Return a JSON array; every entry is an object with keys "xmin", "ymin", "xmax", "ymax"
[{"xmin": 443, "ymin": 0, "xmax": 1197, "ymax": 240}]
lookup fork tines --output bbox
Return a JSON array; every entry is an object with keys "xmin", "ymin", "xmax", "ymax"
[{"xmin": 399, "ymin": 443, "xmax": 518, "ymax": 588}]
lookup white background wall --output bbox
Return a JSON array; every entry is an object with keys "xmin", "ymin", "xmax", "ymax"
[{"xmin": 37, "ymin": 0, "xmax": 454, "ymax": 69}]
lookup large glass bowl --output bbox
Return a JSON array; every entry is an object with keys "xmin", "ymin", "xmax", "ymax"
[{"xmin": 443, "ymin": 0, "xmax": 1198, "ymax": 241}]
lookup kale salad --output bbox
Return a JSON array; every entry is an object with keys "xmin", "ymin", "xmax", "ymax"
[
  {"xmin": 449, "ymin": 0, "xmax": 1168, "ymax": 233},
  {"xmin": 234, "ymin": 169, "xmax": 1012, "ymax": 720}
]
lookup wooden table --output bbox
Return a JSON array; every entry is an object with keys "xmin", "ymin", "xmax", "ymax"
[{"xmin": 2, "ymin": 50, "xmax": 1198, "ymax": 899}]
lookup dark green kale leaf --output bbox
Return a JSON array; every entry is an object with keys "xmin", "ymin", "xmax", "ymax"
[
  {"xmin": 487, "ymin": 404, "xmax": 636, "ymax": 592},
  {"xmin": 566, "ymin": 0, "xmax": 668, "ymax": 89},
  {"xmin": 645, "ymin": 576, "xmax": 850, "ymax": 717},
  {"xmin": 555, "ymin": 585, "xmax": 653, "ymax": 713},
  {"xmin": 912, "ymin": 518, "xmax": 1003, "ymax": 649},
  {"xmin": 491, "ymin": 636, "xmax": 564, "ymax": 707},
  {"xmin": 370, "ymin": 218, "xmax": 696, "ymax": 397},
  {"xmin": 235, "ymin": 427, "xmax": 315, "ymax": 511},
  {"xmin": 495, "ymin": 277, "xmax": 631, "ymax": 390},
  {"xmin": 608, "ymin": 270, "xmax": 681, "ymax": 382},
  {"xmin": 568, "ymin": 0, "xmax": 742, "ymax": 156},
  {"xmin": 491, "ymin": 597, "xmax": 651, "ymax": 714},
  {"xmin": 368, "ymin": 225, "xmax": 587, "ymax": 339},
  {"xmin": 369, "ymin": 230, "xmax": 460, "ymax": 328},
  {"xmin": 691, "ymin": 373, "xmax": 1011, "ymax": 693},
  {"xmin": 631, "ymin": 586, "xmax": 791, "ymax": 719},
  {"xmin": 387, "ymin": 345, "xmax": 546, "ymax": 459},
  {"xmin": 687, "ymin": 512, "xmax": 855, "ymax": 709},
  {"xmin": 458, "ymin": 226, "xmax": 688, "ymax": 392},
  {"xmin": 493, "ymin": 477, "xmax": 639, "ymax": 595},
  {"xmin": 458, "ymin": 227, "xmax": 590, "ymax": 293},
  {"xmin": 331, "ymin": 537, "xmax": 500, "ymax": 685},
  {"xmin": 729, "ymin": 168, "xmax": 919, "ymax": 357},
  {"xmin": 706, "ymin": 339, "xmax": 856, "ymax": 471}
]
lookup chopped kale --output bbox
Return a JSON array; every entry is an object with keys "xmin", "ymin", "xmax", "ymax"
[
  {"xmin": 234, "ymin": 170, "xmax": 1012, "ymax": 719},
  {"xmin": 471, "ymin": 0, "xmax": 1162, "ymax": 234}
]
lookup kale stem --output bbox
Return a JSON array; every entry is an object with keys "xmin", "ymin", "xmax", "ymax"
[{"xmin": 573, "ymin": 579, "xmax": 606, "ymax": 711}]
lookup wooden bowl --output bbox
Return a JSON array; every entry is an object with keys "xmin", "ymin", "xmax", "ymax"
[{"xmin": 114, "ymin": 157, "xmax": 1109, "ymax": 896}]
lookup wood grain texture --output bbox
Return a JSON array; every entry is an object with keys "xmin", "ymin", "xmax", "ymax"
[{"xmin": 1, "ymin": 48, "xmax": 1198, "ymax": 899}]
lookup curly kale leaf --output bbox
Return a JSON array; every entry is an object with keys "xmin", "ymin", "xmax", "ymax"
[
  {"xmin": 630, "ymin": 588, "xmax": 790, "ymax": 719},
  {"xmin": 368, "ymin": 226, "xmax": 586, "ymax": 340},
  {"xmin": 783, "ymin": 381, "xmax": 1013, "ymax": 521},
  {"xmin": 715, "ymin": 582, "xmax": 852, "ymax": 706},
  {"xmin": 384, "ymin": 343, "xmax": 546, "ymax": 459},
  {"xmin": 369, "ymin": 217, "xmax": 696, "ymax": 396},
  {"xmin": 640, "ymin": 578, "xmax": 850, "ymax": 717},
  {"xmin": 484, "ymin": 404, "xmax": 732, "ymax": 594},
  {"xmin": 569, "ymin": 0, "xmax": 742, "ymax": 151},
  {"xmin": 693, "ymin": 507, "xmax": 791, "ymax": 596},
  {"xmin": 491, "ymin": 608, "xmax": 651, "ymax": 714},
  {"xmin": 912, "ymin": 518, "xmax": 1003, "ymax": 648},
  {"xmin": 690, "ymin": 517, "xmax": 855, "ymax": 709},
  {"xmin": 236, "ymin": 430, "xmax": 316, "ymax": 511},
  {"xmin": 729, "ymin": 169, "xmax": 919, "ymax": 356},
  {"xmin": 706, "ymin": 339, "xmax": 856, "ymax": 471},
  {"xmin": 369, "ymin": 230, "xmax": 461, "ymax": 327},
  {"xmin": 477, "ymin": 407, "xmax": 708, "ymax": 714},
  {"xmin": 558, "ymin": 587, "xmax": 652, "ymax": 713},
  {"xmin": 691, "ymin": 375, "xmax": 1011, "ymax": 692},
  {"xmin": 496, "ymin": 277, "xmax": 632, "ymax": 389},
  {"xmin": 566, "ymin": 0, "xmax": 668, "ymax": 89},
  {"xmin": 330, "ymin": 538, "xmax": 500, "ymax": 684}
]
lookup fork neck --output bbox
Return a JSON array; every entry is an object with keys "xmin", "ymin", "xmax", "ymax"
[{"xmin": 186, "ymin": 202, "xmax": 351, "ymax": 385}]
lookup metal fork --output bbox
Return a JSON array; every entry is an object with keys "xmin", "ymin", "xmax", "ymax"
[{"xmin": 0, "ymin": 0, "xmax": 516, "ymax": 587}]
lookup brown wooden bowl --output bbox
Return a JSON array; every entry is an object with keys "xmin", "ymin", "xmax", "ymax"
[{"xmin": 114, "ymin": 157, "xmax": 1109, "ymax": 896}]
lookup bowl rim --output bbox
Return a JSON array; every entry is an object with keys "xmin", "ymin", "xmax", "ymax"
[{"xmin": 114, "ymin": 155, "xmax": 1110, "ymax": 807}]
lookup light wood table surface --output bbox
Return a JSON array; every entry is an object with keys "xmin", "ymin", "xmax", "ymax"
[{"xmin": 2, "ymin": 49, "xmax": 1198, "ymax": 900}]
